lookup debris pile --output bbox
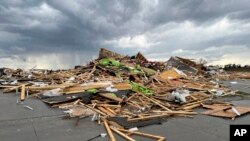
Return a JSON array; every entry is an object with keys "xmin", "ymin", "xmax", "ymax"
[{"xmin": 0, "ymin": 48, "xmax": 249, "ymax": 141}]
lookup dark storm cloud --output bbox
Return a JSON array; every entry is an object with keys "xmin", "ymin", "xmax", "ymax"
[
  {"xmin": 0, "ymin": 0, "xmax": 250, "ymax": 69},
  {"xmin": 145, "ymin": 0, "xmax": 250, "ymax": 25},
  {"xmin": 0, "ymin": 0, "xmax": 142, "ymax": 54}
]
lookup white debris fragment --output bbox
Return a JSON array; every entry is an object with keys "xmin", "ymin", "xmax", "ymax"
[
  {"xmin": 28, "ymin": 74, "xmax": 33, "ymax": 79},
  {"xmin": 24, "ymin": 105, "xmax": 33, "ymax": 110},
  {"xmin": 64, "ymin": 109, "xmax": 73, "ymax": 114},
  {"xmin": 232, "ymin": 107, "xmax": 241, "ymax": 116},
  {"xmin": 100, "ymin": 133, "xmax": 107, "ymax": 138},
  {"xmin": 105, "ymin": 85, "xmax": 118, "ymax": 92},
  {"xmin": 129, "ymin": 127, "xmax": 139, "ymax": 132},
  {"xmin": 174, "ymin": 68, "xmax": 187, "ymax": 76},
  {"xmin": 10, "ymin": 80, "xmax": 18, "ymax": 85},
  {"xmin": 43, "ymin": 88, "xmax": 62, "ymax": 97},
  {"xmin": 68, "ymin": 77, "xmax": 75, "ymax": 81},
  {"xmin": 215, "ymin": 90, "xmax": 224, "ymax": 96},
  {"xmin": 230, "ymin": 81, "xmax": 238, "ymax": 84},
  {"xmin": 91, "ymin": 113, "xmax": 98, "ymax": 121},
  {"xmin": 170, "ymin": 89, "xmax": 190, "ymax": 104}
]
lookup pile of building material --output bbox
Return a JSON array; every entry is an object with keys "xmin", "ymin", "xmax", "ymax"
[{"xmin": 0, "ymin": 48, "xmax": 249, "ymax": 141}]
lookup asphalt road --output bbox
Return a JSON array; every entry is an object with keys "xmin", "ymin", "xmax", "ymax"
[{"xmin": 0, "ymin": 81, "xmax": 250, "ymax": 141}]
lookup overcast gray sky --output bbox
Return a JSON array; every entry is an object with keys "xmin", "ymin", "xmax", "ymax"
[{"xmin": 1, "ymin": 0, "xmax": 250, "ymax": 69}]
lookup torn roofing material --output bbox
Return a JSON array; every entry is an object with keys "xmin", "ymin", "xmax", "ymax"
[{"xmin": 166, "ymin": 56, "xmax": 206, "ymax": 74}]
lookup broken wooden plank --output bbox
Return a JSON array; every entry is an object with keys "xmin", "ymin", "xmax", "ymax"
[
  {"xmin": 152, "ymin": 110, "xmax": 197, "ymax": 115},
  {"xmin": 127, "ymin": 114, "xmax": 170, "ymax": 122},
  {"xmin": 97, "ymin": 107, "xmax": 115, "ymax": 117},
  {"xmin": 113, "ymin": 83, "xmax": 132, "ymax": 90},
  {"xmin": 183, "ymin": 103, "xmax": 201, "ymax": 110},
  {"xmin": 98, "ymin": 93, "xmax": 123, "ymax": 103},
  {"xmin": 138, "ymin": 93, "xmax": 172, "ymax": 111},
  {"xmin": 202, "ymin": 104, "xmax": 250, "ymax": 119},
  {"xmin": 87, "ymin": 65, "xmax": 96, "ymax": 80},
  {"xmin": 111, "ymin": 127, "xmax": 136, "ymax": 141},
  {"xmin": 3, "ymin": 85, "xmax": 22, "ymax": 93},
  {"xmin": 20, "ymin": 84, "xmax": 26, "ymax": 101},
  {"xmin": 117, "ymin": 128, "xmax": 165, "ymax": 141},
  {"xmin": 79, "ymin": 102, "xmax": 106, "ymax": 116},
  {"xmin": 96, "ymin": 104, "xmax": 121, "ymax": 108},
  {"xmin": 103, "ymin": 119, "xmax": 116, "ymax": 141}
]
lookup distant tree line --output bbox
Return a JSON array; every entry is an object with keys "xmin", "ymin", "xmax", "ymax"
[
  {"xmin": 224, "ymin": 64, "xmax": 250, "ymax": 68},
  {"xmin": 224, "ymin": 64, "xmax": 250, "ymax": 71}
]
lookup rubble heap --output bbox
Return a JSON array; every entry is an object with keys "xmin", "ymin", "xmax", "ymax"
[{"xmin": 0, "ymin": 48, "xmax": 249, "ymax": 141}]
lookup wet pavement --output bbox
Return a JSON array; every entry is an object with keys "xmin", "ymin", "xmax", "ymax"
[
  {"xmin": 221, "ymin": 79, "xmax": 250, "ymax": 94},
  {"xmin": 0, "ymin": 80, "xmax": 250, "ymax": 141}
]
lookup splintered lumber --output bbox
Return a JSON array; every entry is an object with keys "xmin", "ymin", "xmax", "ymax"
[
  {"xmin": 117, "ymin": 128, "xmax": 165, "ymax": 141},
  {"xmin": 202, "ymin": 104, "xmax": 250, "ymax": 119},
  {"xmin": 64, "ymin": 82, "xmax": 111, "ymax": 94},
  {"xmin": 178, "ymin": 99, "xmax": 208, "ymax": 110},
  {"xmin": 64, "ymin": 82, "xmax": 126, "ymax": 94},
  {"xmin": 27, "ymin": 85, "xmax": 66, "ymax": 91},
  {"xmin": 97, "ymin": 104, "xmax": 121, "ymax": 108},
  {"xmin": 103, "ymin": 119, "xmax": 116, "ymax": 141},
  {"xmin": 87, "ymin": 65, "xmax": 96, "ymax": 80},
  {"xmin": 138, "ymin": 93, "xmax": 172, "ymax": 111},
  {"xmin": 79, "ymin": 102, "xmax": 106, "ymax": 116},
  {"xmin": 183, "ymin": 103, "xmax": 202, "ymax": 110},
  {"xmin": 111, "ymin": 127, "xmax": 136, "ymax": 141},
  {"xmin": 20, "ymin": 85, "xmax": 26, "ymax": 101},
  {"xmin": 97, "ymin": 107, "xmax": 115, "ymax": 116},
  {"xmin": 113, "ymin": 83, "xmax": 132, "ymax": 90},
  {"xmin": 99, "ymin": 93, "xmax": 123, "ymax": 102},
  {"xmin": 108, "ymin": 121, "xmax": 124, "ymax": 129},
  {"xmin": 3, "ymin": 85, "xmax": 22, "ymax": 93},
  {"xmin": 203, "ymin": 106, "xmax": 232, "ymax": 115},
  {"xmin": 0, "ymin": 85, "xmax": 16, "ymax": 88},
  {"xmin": 105, "ymin": 107, "xmax": 117, "ymax": 115},
  {"xmin": 153, "ymin": 110, "xmax": 197, "ymax": 115},
  {"xmin": 128, "ymin": 114, "xmax": 170, "ymax": 122},
  {"xmin": 63, "ymin": 85, "xmax": 86, "ymax": 94}
]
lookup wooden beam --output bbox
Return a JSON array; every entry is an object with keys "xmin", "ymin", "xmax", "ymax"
[
  {"xmin": 3, "ymin": 85, "xmax": 22, "ymax": 93},
  {"xmin": 138, "ymin": 93, "xmax": 172, "ymax": 111},
  {"xmin": 111, "ymin": 127, "xmax": 136, "ymax": 141},
  {"xmin": 103, "ymin": 119, "xmax": 116, "ymax": 141},
  {"xmin": 117, "ymin": 128, "xmax": 165, "ymax": 140},
  {"xmin": 97, "ymin": 106, "xmax": 115, "ymax": 116},
  {"xmin": 97, "ymin": 104, "xmax": 121, "ymax": 108},
  {"xmin": 153, "ymin": 110, "xmax": 197, "ymax": 115},
  {"xmin": 183, "ymin": 103, "xmax": 201, "ymax": 110},
  {"xmin": 99, "ymin": 93, "xmax": 123, "ymax": 103},
  {"xmin": 79, "ymin": 102, "xmax": 106, "ymax": 116},
  {"xmin": 20, "ymin": 84, "xmax": 26, "ymax": 101},
  {"xmin": 87, "ymin": 65, "xmax": 96, "ymax": 80},
  {"xmin": 128, "ymin": 114, "xmax": 170, "ymax": 122}
]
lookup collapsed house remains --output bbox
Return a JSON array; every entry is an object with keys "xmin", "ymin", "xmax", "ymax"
[{"xmin": 0, "ymin": 48, "xmax": 250, "ymax": 141}]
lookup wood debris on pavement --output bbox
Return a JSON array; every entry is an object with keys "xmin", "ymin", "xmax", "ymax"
[{"xmin": 0, "ymin": 48, "xmax": 249, "ymax": 140}]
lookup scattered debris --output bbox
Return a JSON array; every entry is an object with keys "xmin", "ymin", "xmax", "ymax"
[
  {"xmin": 202, "ymin": 103, "xmax": 250, "ymax": 119},
  {"xmin": 165, "ymin": 56, "xmax": 206, "ymax": 74},
  {"xmin": 230, "ymin": 81, "xmax": 238, "ymax": 84},
  {"xmin": 24, "ymin": 105, "xmax": 33, "ymax": 110},
  {"xmin": 0, "ymin": 48, "xmax": 249, "ymax": 140},
  {"xmin": 170, "ymin": 89, "xmax": 190, "ymax": 104}
]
